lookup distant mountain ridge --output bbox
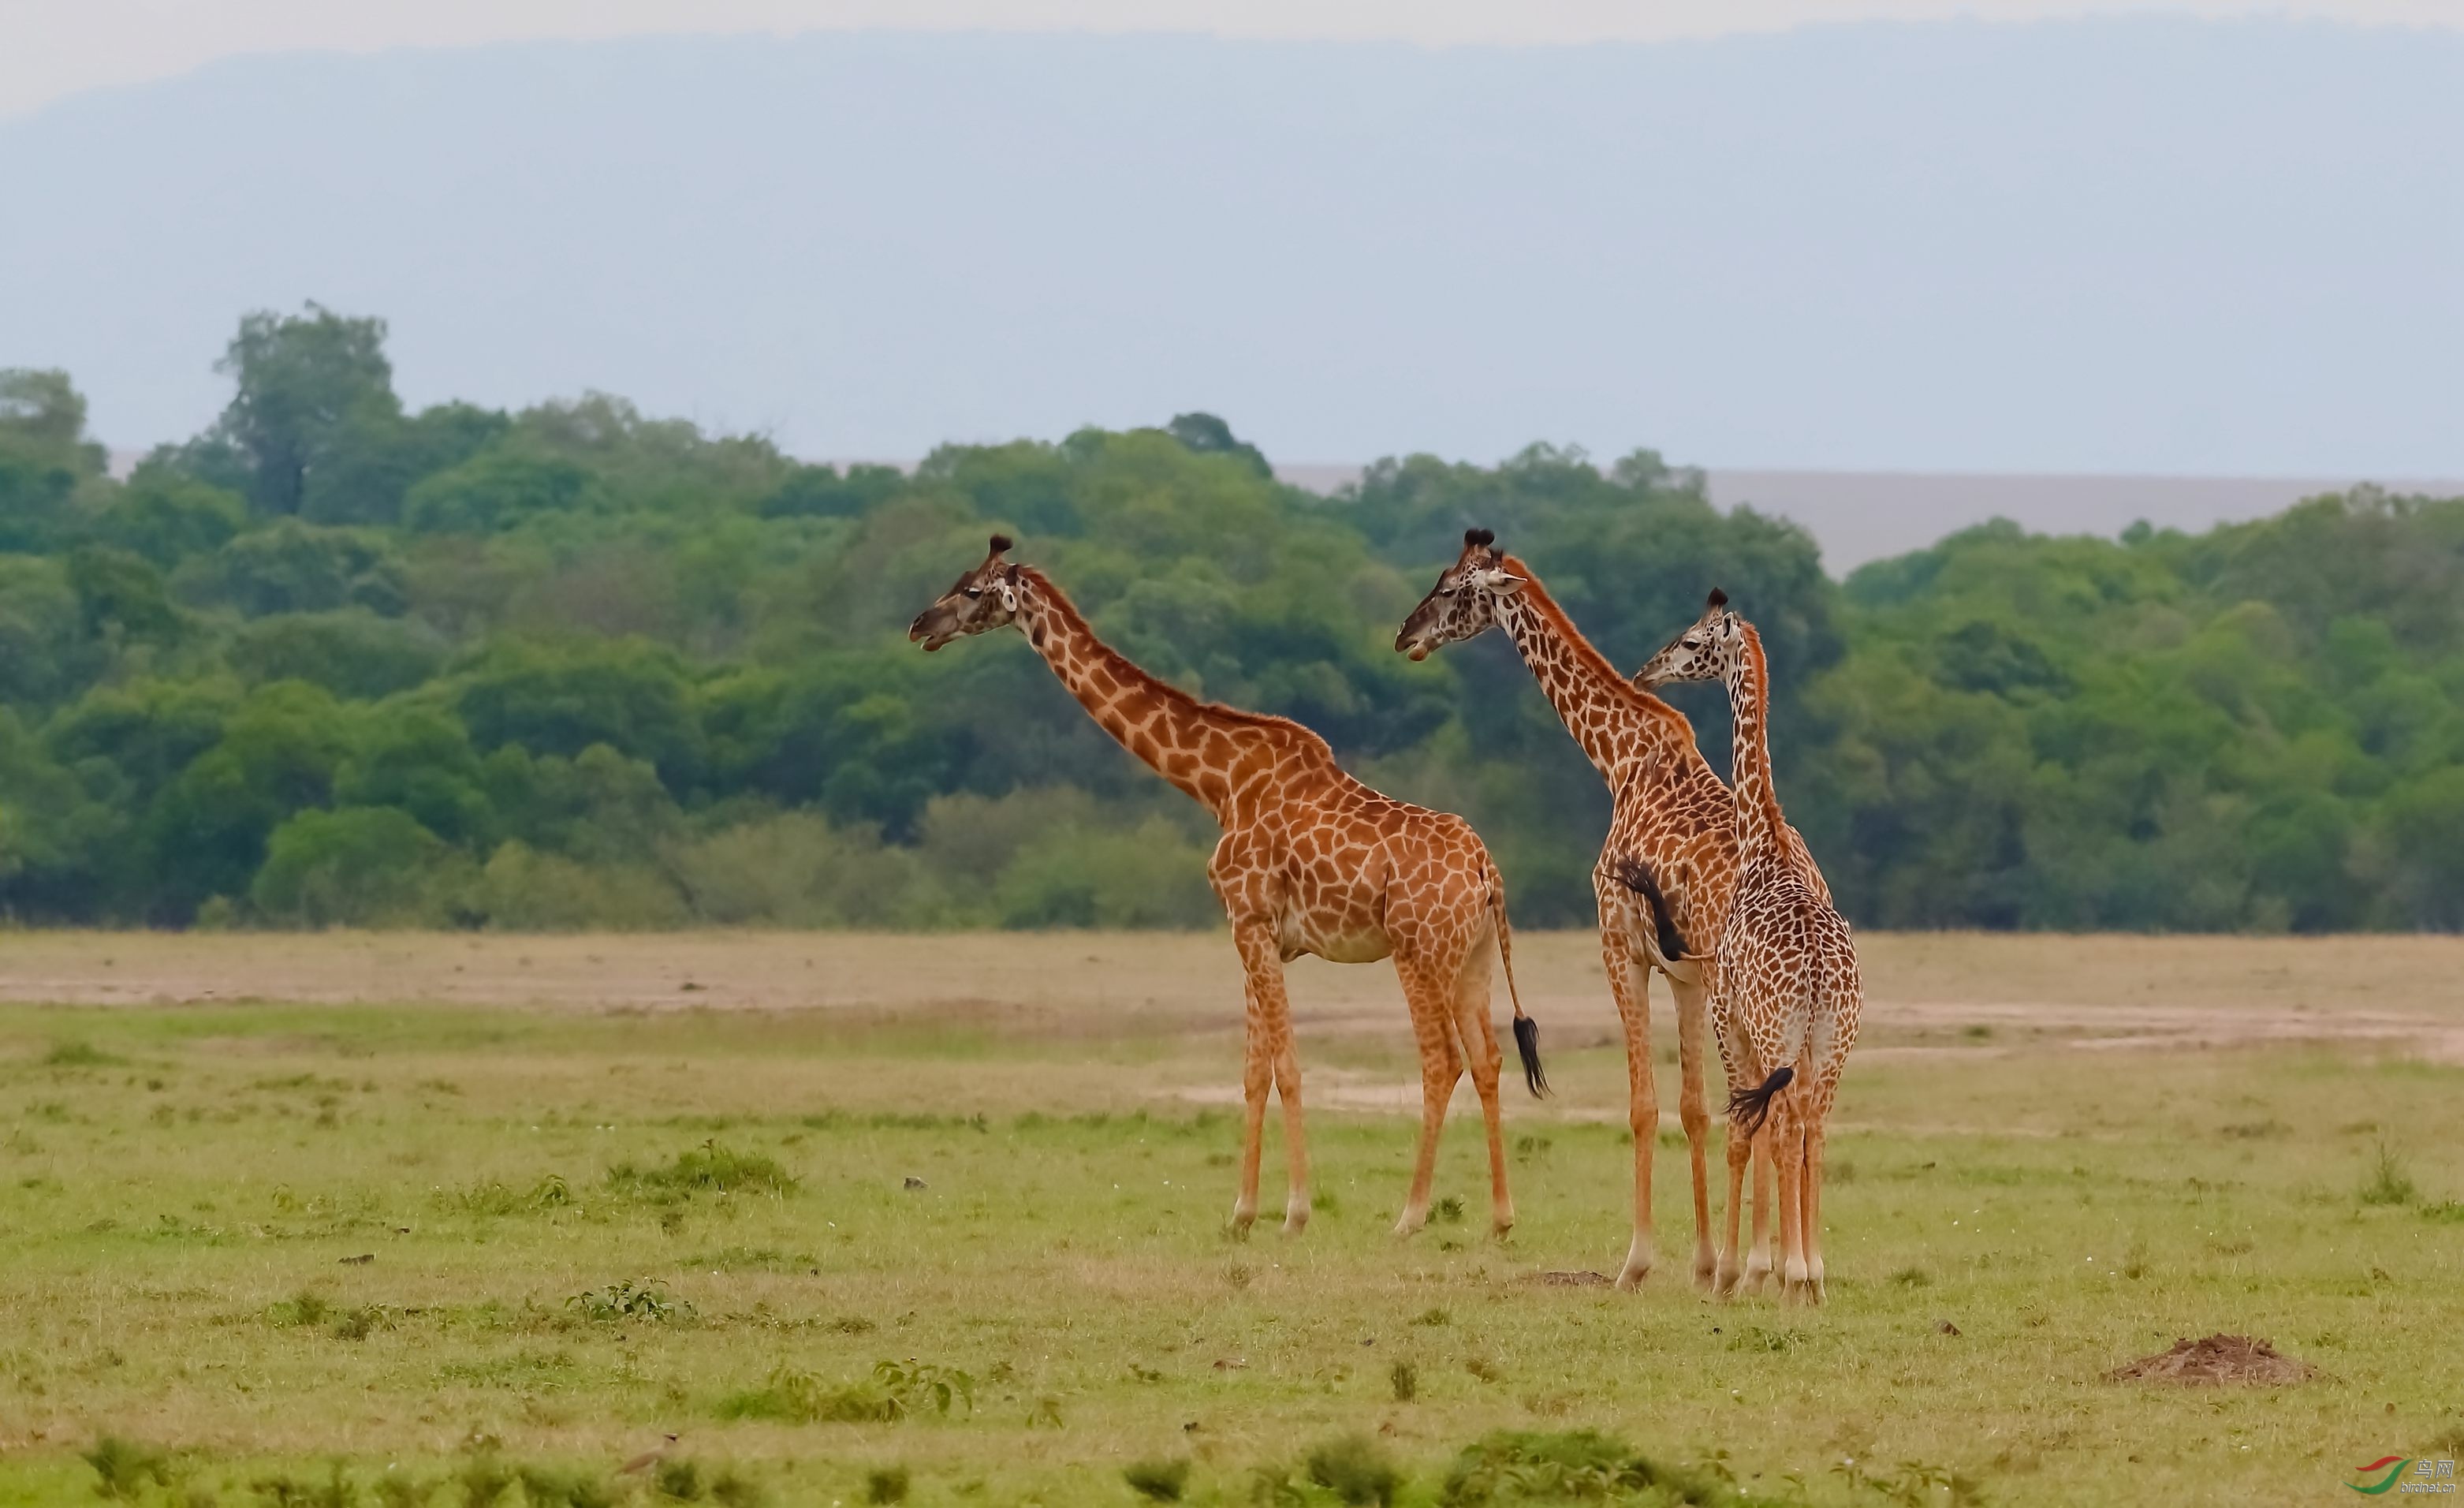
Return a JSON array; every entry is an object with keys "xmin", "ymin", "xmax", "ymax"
[{"xmin": 8, "ymin": 20, "xmax": 2460, "ymax": 473}]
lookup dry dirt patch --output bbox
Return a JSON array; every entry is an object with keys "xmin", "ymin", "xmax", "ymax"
[{"xmin": 2106, "ymin": 1334, "xmax": 2316, "ymax": 1385}]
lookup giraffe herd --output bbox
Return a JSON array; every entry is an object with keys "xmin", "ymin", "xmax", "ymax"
[{"xmin": 909, "ymin": 528, "xmax": 1860, "ymax": 1304}]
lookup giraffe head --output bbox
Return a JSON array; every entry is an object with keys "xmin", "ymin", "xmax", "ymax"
[
  {"xmin": 1394, "ymin": 528, "xmax": 1526, "ymax": 661},
  {"xmin": 1632, "ymin": 588, "xmax": 1743, "ymax": 688},
  {"xmin": 908, "ymin": 534, "xmax": 1024, "ymax": 651}
]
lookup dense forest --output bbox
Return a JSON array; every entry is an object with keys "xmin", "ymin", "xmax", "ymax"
[{"xmin": 3, "ymin": 307, "xmax": 2459, "ymax": 932}]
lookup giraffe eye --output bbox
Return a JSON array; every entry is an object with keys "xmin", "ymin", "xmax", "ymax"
[
  {"xmin": 1439, "ymin": 587, "xmax": 1456, "ymax": 597},
  {"xmin": 961, "ymin": 588, "xmax": 982, "ymax": 599}
]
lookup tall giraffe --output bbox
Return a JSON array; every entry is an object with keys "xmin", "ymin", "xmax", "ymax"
[
  {"xmin": 911, "ymin": 536, "xmax": 1546, "ymax": 1237},
  {"xmin": 1396, "ymin": 528, "xmax": 1820, "ymax": 1289},
  {"xmin": 1635, "ymin": 590, "xmax": 1860, "ymax": 1303}
]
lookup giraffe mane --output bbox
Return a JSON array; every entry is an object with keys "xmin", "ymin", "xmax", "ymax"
[
  {"xmin": 1016, "ymin": 566, "xmax": 1336, "ymax": 754},
  {"xmin": 1493, "ymin": 554, "xmax": 1698, "ymax": 737}
]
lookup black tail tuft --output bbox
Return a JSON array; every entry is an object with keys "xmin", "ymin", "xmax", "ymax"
[
  {"xmin": 1512, "ymin": 1014, "xmax": 1548, "ymax": 1098},
  {"xmin": 1726, "ymin": 1066, "xmax": 1794, "ymax": 1138},
  {"xmin": 1611, "ymin": 857, "xmax": 1690, "ymax": 962}
]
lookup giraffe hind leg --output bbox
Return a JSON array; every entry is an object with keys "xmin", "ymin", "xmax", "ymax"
[{"xmin": 1449, "ymin": 933, "xmax": 1513, "ymax": 1237}]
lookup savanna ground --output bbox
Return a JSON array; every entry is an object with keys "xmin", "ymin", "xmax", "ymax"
[{"xmin": 0, "ymin": 931, "xmax": 2459, "ymax": 1507}]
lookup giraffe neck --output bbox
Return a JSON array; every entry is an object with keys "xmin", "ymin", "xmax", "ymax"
[
  {"xmin": 1012, "ymin": 567, "xmax": 1288, "ymax": 823},
  {"xmin": 1723, "ymin": 621, "xmax": 1788, "ymax": 865},
  {"xmin": 1489, "ymin": 560, "xmax": 1698, "ymax": 783}
]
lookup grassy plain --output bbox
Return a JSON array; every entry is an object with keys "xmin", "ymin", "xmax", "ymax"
[{"xmin": 0, "ymin": 931, "xmax": 2459, "ymax": 1507}]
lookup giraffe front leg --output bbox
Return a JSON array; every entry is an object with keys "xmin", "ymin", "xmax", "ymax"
[
  {"xmin": 1598, "ymin": 906, "xmax": 1658, "ymax": 1289},
  {"xmin": 1225, "ymin": 922, "xmax": 1289, "ymax": 1237},
  {"xmin": 1669, "ymin": 969, "xmax": 1717, "ymax": 1289}
]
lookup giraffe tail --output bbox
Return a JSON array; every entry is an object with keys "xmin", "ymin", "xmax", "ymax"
[
  {"xmin": 1727, "ymin": 1065, "xmax": 1793, "ymax": 1138},
  {"xmin": 1611, "ymin": 857, "xmax": 1690, "ymax": 964},
  {"xmin": 1486, "ymin": 857, "xmax": 1547, "ymax": 1098}
]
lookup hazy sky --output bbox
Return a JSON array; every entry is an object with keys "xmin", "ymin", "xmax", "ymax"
[
  {"xmin": 8, "ymin": 0, "xmax": 2460, "ymax": 117},
  {"xmin": 12, "ymin": 21, "xmax": 2456, "ymax": 475}
]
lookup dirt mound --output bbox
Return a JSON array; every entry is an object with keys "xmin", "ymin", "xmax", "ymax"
[{"xmin": 2108, "ymin": 1334, "xmax": 2314, "ymax": 1384}]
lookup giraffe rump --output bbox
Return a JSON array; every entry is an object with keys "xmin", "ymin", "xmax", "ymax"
[
  {"xmin": 1726, "ymin": 1065, "xmax": 1793, "ymax": 1137},
  {"xmin": 1610, "ymin": 857, "xmax": 1690, "ymax": 963}
]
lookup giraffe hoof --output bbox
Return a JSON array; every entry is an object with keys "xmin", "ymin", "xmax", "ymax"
[
  {"xmin": 1390, "ymin": 1212, "xmax": 1427, "ymax": 1239},
  {"xmin": 1280, "ymin": 1204, "xmax": 1311, "ymax": 1237}
]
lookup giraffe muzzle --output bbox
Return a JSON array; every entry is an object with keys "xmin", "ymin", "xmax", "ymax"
[{"xmin": 908, "ymin": 610, "xmax": 956, "ymax": 651}]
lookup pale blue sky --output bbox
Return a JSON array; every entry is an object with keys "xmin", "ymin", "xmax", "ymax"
[
  {"xmin": 7, "ymin": 0, "xmax": 2458, "ymax": 117},
  {"xmin": 5, "ymin": 17, "xmax": 2459, "ymax": 477}
]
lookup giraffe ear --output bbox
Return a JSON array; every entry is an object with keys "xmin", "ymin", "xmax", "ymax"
[
  {"xmin": 1705, "ymin": 587, "xmax": 1728, "ymax": 611},
  {"xmin": 989, "ymin": 533, "xmax": 1015, "ymax": 558}
]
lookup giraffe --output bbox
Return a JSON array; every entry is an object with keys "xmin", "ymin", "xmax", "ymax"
[
  {"xmin": 1396, "ymin": 529, "xmax": 1824, "ymax": 1289},
  {"xmin": 1634, "ymin": 589, "xmax": 1860, "ymax": 1303},
  {"xmin": 910, "ymin": 535, "xmax": 1547, "ymax": 1238}
]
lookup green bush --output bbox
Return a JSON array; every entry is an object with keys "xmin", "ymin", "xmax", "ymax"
[{"xmin": 251, "ymin": 806, "xmax": 461, "ymax": 926}]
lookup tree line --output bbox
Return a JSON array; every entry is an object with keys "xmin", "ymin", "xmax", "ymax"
[{"xmin": 2, "ymin": 307, "xmax": 2458, "ymax": 932}]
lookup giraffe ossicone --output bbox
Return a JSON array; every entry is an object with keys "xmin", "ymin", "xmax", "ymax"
[{"xmin": 911, "ymin": 533, "xmax": 1547, "ymax": 1240}]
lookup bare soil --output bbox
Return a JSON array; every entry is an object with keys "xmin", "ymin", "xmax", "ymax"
[{"xmin": 2107, "ymin": 1334, "xmax": 2317, "ymax": 1385}]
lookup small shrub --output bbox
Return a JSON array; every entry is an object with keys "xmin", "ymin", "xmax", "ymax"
[
  {"xmin": 330, "ymin": 1305, "xmax": 392, "ymax": 1341},
  {"xmin": 248, "ymin": 1464, "xmax": 354, "ymax": 1508},
  {"xmin": 453, "ymin": 1454, "xmax": 514, "ymax": 1508},
  {"xmin": 81, "ymin": 1436, "xmax": 173, "ymax": 1500},
  {"xmin": 437, "ymin": 1175, "xmax": 572, "ymax": 1216},
  {"xmin": 2121, "ymin": 1237, "xmax": 2151, "ymax": 1281},
  {"xmin": 1389, "ymin": 1361, "xmax": 1418, "ymax": 1402},
  {"xmin": 2361, "ymin": 1142, "xmax": 2418, "ymax": 1207},
  {"xmin": 1305, "ymin": 1435, "xmax": 1403, "ymax": 1507},
  {"xmin": 653, "ymin": 1458, "xmax": 705, "ymax": 1501},
  {"xmin": 1433, "ymin": 1196, "xmax": 1465, "ymax": 1225},
  {"xmin": 1123, "ymin": 1459, "xmax": 1190, "ymax": 1502},
  {"xmin": 515, "ymin": 1467, "xmax": 580, "ymax": 1507},
  {"xmin": 275, "ymin": 1291, "xmax": 332, "ymax": 1328},
  {"xmin": 606, "ymin": 1140, "xmax": 795, "ymax": 1200},
  {"xmin": 716, "ymin": 1361, "xmax": 971, "ymax": 1424},
  {"xmin": 47, "ymin": 1040, "xmax": 122, "ymax": 1068},
  {"xmin": 568, "ymin": 1279, "xmax": 688, "ymax": 1323},
  {"xmin": 1413, "ymin": 1307, "xmax": 1451, "ymax": 1327},
  {"xmin": 708, "ymin": 1469, "xmax": 763, "ymax": 1508},
  {"xmin": 862, "ymin": 1467, "xmax": 910, "ymax": 1505},
  {"xmin": 1439, "ymin": 1429, "xmax": 1747, "ymax": 1508},
  {"xmin": 1888, "ymin": 1267, "xmax": 1931, "ymax": 1288},
  {"xmin": 371, "ymin": 1470, "xmax": 433, "ymax": 1508}
]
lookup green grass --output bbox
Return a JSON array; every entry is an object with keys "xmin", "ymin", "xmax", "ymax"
[{"xmin": 0, "ymin": 955, "xmax": 2457, "ymax": 1506}]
